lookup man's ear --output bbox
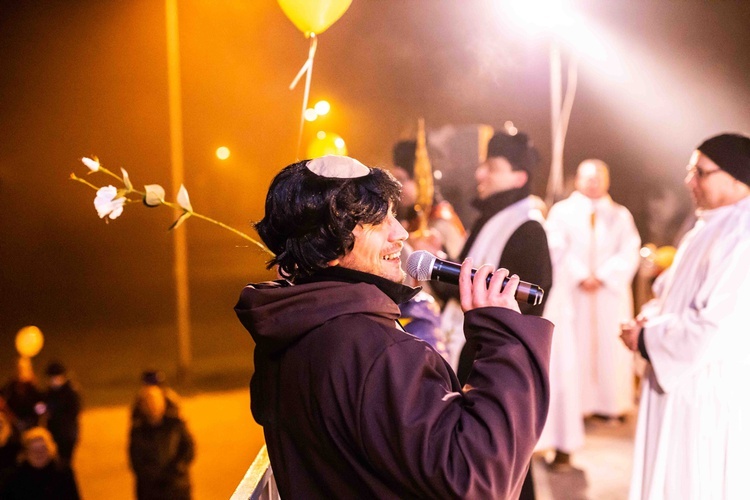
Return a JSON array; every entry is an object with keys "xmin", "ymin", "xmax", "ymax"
[{"xmin": 327, "ymin": 259, "xmax": 340, "ymax": 267}]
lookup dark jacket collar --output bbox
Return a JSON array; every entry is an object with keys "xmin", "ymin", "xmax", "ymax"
[
  {"xmin": 300, "ymin": 266, "xmax": 421, "ymax": 305},
  {"xmin": 459, "ymin": 186, "xmax": 531, "ymax": 262},
  {"xmin": 471, "ymin": 186, "xmax": 531, "ymax": 217}
]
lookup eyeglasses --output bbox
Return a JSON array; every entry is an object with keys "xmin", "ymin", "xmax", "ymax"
[{"xmin": 686, "ymin": 165, "xmax": 722, "ymax": 179}]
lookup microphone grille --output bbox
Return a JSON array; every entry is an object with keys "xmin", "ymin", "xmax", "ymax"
[{"xmin": 406, "ymin": 250, "xmax": 436, "ymax": 282}]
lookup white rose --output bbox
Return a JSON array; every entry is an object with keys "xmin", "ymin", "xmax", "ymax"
[{"xmin": 94, "ymin": 185, "xmax": 126, "ymax": 220}]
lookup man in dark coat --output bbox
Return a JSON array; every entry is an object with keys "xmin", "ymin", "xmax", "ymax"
[
  {"xmin": 0, "ymin": 406, "xmax": 22, "ymax": 493},
  {"xmin": 128, "ymin": 385, "xmax": 194, "ymax": 500},
  {"xmin": 440, "ymin": 131, "xmax": 553, "ymax": 498},
  {"xmin": 235, "ymin": 155, "xmax": 553, "ymax": 498},
  {"xmin": 43, "ymin": 361, "xmax": 81, "ymax": 466},
  {"xmin": 1, "ymin": 357, "xmax": 44, "ymax": 433}
]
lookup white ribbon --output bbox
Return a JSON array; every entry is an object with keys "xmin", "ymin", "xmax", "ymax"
[{"xmin": 290, "ymin": 34, "xmax": 318, "ymax": 160}]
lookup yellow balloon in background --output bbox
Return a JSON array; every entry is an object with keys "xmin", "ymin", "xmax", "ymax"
[
  {"xmin": 307, "ymin": 131, "xmax": 348, "ymax": 158},
  {"xmin": 15, "ymin": 325, "xmax": 44, "ymax": 358},
  {"xmin": 277, "ymin": 0, "xmax": 353, "ymax": 37},
  {"xmin": 654, "ymin": 245, "xmax": 677, "ymax": 270}
]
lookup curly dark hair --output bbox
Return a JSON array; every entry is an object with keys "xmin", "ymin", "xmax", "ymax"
[{"xmin": 255, "ymin": 160, "xmax": 402, "ymax": 282}]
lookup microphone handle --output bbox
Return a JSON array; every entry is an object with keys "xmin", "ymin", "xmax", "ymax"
[{"xmin": 432, "ymin": 259, "xmax": 544, "ymax": 306}]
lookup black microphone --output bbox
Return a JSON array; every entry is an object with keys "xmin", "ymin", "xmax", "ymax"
[{"xmin": 406, "ymin": 250, "xmax": 544, "ymax": 306}]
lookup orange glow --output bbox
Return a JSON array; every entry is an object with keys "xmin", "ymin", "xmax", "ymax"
[{"xmin": 307, "ymin": 131, "xmax": 347, "ymax": 158}]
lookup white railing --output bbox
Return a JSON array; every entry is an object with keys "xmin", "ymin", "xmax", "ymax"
[{"xmin": 231, "ymin": 444, "xmax": 280, "ymax": 500}]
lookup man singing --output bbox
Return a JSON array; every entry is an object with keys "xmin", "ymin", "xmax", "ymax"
[{"xmin": 235, "ymin": 155, "xmax": 553, "ymax": 498}]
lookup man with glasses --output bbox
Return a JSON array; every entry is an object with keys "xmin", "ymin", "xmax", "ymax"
[{"xmin": 620, "ymin": 133, "xmax": 750, "ymax": 499}]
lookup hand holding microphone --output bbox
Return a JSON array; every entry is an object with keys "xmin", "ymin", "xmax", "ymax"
[
  {"xmin": 461, "ymin": 258, "xmax": 521, "ymax": 313},
  {"xmin": 405, "ymin": 250, "xmax": 545, "ymax": 306}
]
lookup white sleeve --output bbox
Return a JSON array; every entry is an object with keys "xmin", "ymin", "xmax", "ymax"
[
  {"xmin": 545, "ymin": 204, "xmax": 589, "ymax": 283},
  {"xmin": 596, "ymin": 207, "xmax": 641, "ymax": 289},
  {"xmin": 644, "ymin": 235, "xmax": 750, "ymax": 393}
]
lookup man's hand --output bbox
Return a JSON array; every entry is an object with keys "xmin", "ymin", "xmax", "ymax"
[
  {"xmin": 459, "ymin": 257, "xmax": 521, "ymax": 314},
  {"xmin": 619, "ymin": 318, "xmax": 644, "ymax": 352},
  {"xmin": 579, "ymin": 275, "xmax": 602, "ymax": 292}
]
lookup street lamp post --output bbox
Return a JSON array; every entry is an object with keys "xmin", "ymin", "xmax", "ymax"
[{"xmin": 165, "ymin": 0, "xmax": 192, "ymax": 382}]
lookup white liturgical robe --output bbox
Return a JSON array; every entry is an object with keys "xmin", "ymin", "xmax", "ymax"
[
  {"xmin": 630, "ymin": 195, "xmax": 750, "ymax": 499},
  {"xmin": 545, "ymin": 192, "xmax": 641, "ymax": 417}
]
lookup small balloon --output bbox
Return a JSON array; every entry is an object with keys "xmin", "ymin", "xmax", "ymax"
[
  {"xmin": 15, "ymin": 325, "xmax": 44, "ymax": 358},
  {"xmin": 307, "ymin": 131, "xmax": 347, "ymax": 158},
  {"xmin": 654, "ymin": 245, "xmax": 677, "ymax": 270},
  {"xmin": 277, "ymin": 0, "xmax": 353, "ymax": 37}
]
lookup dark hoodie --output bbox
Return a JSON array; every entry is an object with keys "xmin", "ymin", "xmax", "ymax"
[{"xmin": 235, "ymin": 268, "xmax": 552, "ymax": 499}]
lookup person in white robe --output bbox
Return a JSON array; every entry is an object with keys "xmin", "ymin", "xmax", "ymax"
[
  {"xmin": 621, "ymin": 133, "xmax": 750, "ymax": 500},
  {"xmin": 538, "ymin": 159, "xmax": 641, "ymax": 469}
]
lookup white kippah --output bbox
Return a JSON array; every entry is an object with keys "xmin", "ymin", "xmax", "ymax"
[{"xmin": 306, "ymin": 155, "xmax": 370, "ymax": 179}]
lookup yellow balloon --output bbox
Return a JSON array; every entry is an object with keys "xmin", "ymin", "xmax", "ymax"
[
  {"xmin": 307, "ymin": 131, "xmax": 348, "ymax": 158},
  {"xmin": 654, "ymin": 245, "xmax": 677, "ymax": 270},
  {"xmin": 277, "ymin": 0, "xmax": 353, "ymax": 36},
  {"xmin": 15, "ymin": 325, "xmax": 44, "ymax": 358}
]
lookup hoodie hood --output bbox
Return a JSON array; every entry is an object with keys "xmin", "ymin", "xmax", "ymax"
[{"xmin": 235, "ymin": 279, "xmax": 408, "ymax": 354}]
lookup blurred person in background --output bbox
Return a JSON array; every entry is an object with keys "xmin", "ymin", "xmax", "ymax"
[
  {"xmin": 1, "ymin": 357, "xmax": 44, "ymax": 433},
  {"xmin": 439, "ymin": 131, "xmax": 552, "ymax": 376},
  {"xmin": 42, "ymin": 361, "xmax": 81, "ymax": 467},
  {"xmin": 539, "ymin": 159, "xmax": 641, "ymax": 470},
  {"xmin": 130, "ymin": 370, "xmax": 181, "ymax": 423},
  {"xmin": 128, "ymin": 382, "xmax": 195, "ymax": 500},
  {"xmin": 391, "ymin": 139, "xmax": 466, "ymax": 261},
  {"xmin": 438, "ymin": 131, "xmax": 552, "ymax": 498},
  {"xmin": 2, "ymin": 426, "xmax": 79, "ymax": 499},
  {"xmin": 621, "ymin": 133, "xmax": 750, "ymax": 499},
  {"xmin": 390, "ymin": 139, "xmax": 454, "ymax": 360},
  {"xmin": 0, "ymin": 404, "xmax": 22, "ymax": 493}
]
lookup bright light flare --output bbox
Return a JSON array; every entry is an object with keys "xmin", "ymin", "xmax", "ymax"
[
  {"xmin": 304, "ymin": 108, "xmax": 318, "ymax": 121},
  {"xmin": 314, "ymin": 100, "xmax": 331, "ymax": 115},
  {"xmin": 499, "ymin": 0, "xmax": 622, "ymax": 78},
  {"xmin": 216, "ymin": 146, "xmax": 231, "ymax": 160},
  {"xmin": 559, "ymin": 20, "xmax": 616, "ymax": 68},
  {"xmin": 505, "ymin": 0, "xmax": 574, "ymax": 33}
]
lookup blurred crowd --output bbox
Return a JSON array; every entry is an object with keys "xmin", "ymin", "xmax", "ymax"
[{"xmin": 0, "ymin": 362, "xmax": 194, "ymax": 500}]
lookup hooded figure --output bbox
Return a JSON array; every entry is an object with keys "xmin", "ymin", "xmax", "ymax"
[{"xmin": 235, "ymin": 156, "xmax": 553, "ymax": 498}]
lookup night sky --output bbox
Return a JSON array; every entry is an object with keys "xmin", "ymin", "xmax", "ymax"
[{"xmin": 1, "ymin": 1, "xmax": 749, "ymax": 377}]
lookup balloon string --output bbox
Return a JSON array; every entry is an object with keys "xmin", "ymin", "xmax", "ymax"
[{"xmin": 290, "ymin": 34, "xmax": 318, "ymax": 160}]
